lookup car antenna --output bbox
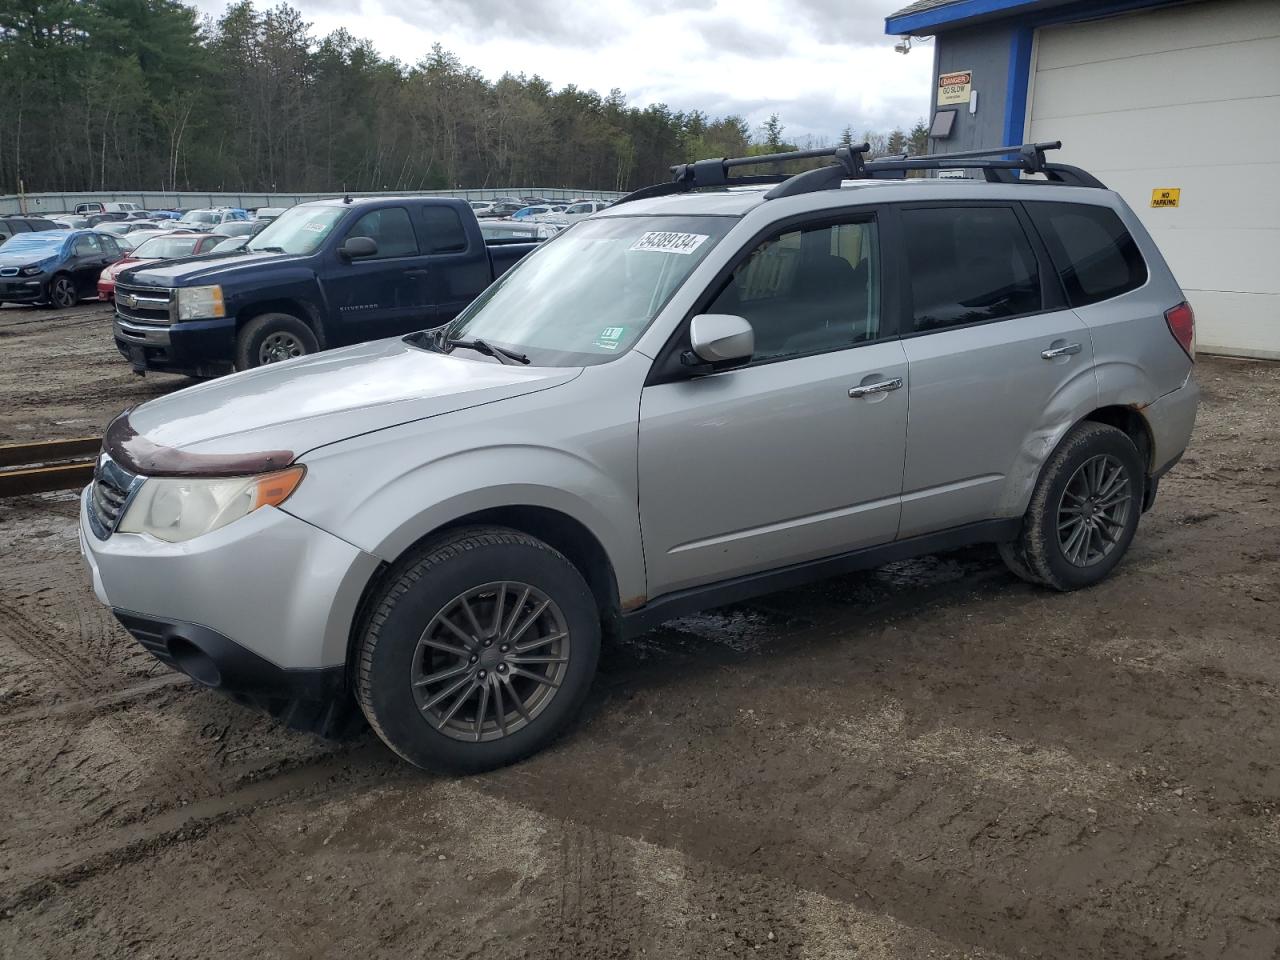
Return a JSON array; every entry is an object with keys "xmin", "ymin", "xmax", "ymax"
[{"xmin": 342, "ymin": 184, "xmax": 352, "ymax": 204}]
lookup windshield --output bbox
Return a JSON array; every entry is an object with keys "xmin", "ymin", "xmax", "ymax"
[
  {"xmin": 133, "ymin": 236, "xmax": 203, "ymax": 259},
  {"xmin": 442, "ymin": 215, "xmax": 732, "ymax": 366},
  {"xmin": 180, "ymin": 211, "xmax": 218, "ymax": 224},
  {"xmin": 247, "ymin": 204, "xmax": 346, "ymax": 255},
  {"xmin": 0, "ymin": 232, "xmax": 68, "ymax": 256}
]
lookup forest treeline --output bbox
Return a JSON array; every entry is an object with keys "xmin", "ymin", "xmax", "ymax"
[{"xmin": 0, "ymin": 0, "xmax": 927, "ymax": 194}]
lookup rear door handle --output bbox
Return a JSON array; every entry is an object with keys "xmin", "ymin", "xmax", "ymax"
[
  {"xmin": 848, "ymin": 377, "xmax": 903, "ymax": 398},
  {"xmin": 1041, "ymin": 342, "xmax": 1082, "ymax": 359}
]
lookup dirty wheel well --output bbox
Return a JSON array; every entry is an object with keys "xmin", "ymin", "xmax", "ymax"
[
  {"xmin": 237, "ymin": 300, "xmax": 325, "ymax": 348},
  {"xmin": 1084, "ymin": 406, "xmax": 1153, "ymax": 472}
]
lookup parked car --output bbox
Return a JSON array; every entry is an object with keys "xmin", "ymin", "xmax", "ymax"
[
  {"xmin": 87, "ymin": 212, "xmax": 130, "ymax": 226},
  {"xmin": 253, "ymin": 207, "xmax": 286, "ymax": 222},
  {"xmin": 468, "ymin": 200, "xmax": 497, "ymax": 218},
  {"xmin": 75, "ymin": 201, "xmax": 142, "ymax": 216},
  {"xmin": 177, "ymin": 207, "xmax": 250, "ymax": 232},
  {"xmin": 112, "ymin": 196, "xmax": 540, "ymax": 377},
  {"xmin": 78, "ymin": 144, "xmax": 1200, "ymax": 772},
  {"xmin": 0, "ymin": 229, "xmax": 123, "ymax": 308},
  {"xmin": 210, "ymin": 220, "xmax": 266, "ymax": 238},
  {"xmin": 0, "ymin": 216, "xmax": 61, "ymax": 242},
  {"xmin": 511, "ymin": 205, "xmax": 554, "ymax": 220},
  {"xmin": 477, "ymin": 219, "xmax": 562, "ymax": 241},
  {"xmin": 211, "ymin": 236, "xmax": 249, "ymax": 252},
  {"xmin": 146, "ymin": 210, "xmax": 183, "ymax": 221},
  {"xmin": 485, "ymin": 201, "xmax": 524, "ymax": 217},
  {"xmin": 94, "ymin": 221, "xmax": 153, "ymax": 237},
  {"xmin": 553, "ymin": 200, "xmax": 610, "ymax": 221},
  {"xmin": 98, "ymin": 232, "xmax": 226, "ymax": 301},
  {"xmin": 49, "ymin": 216, "xmax": 93, "ymax": 230}
]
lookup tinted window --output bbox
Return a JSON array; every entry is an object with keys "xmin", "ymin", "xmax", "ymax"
[
  {"xmin": 706, "ymin": 219, "xmax": 880, "ymax": 363},
  {"xmin": 5, "ymin": 219, "xmax": 31, "ymax": 234},
  {"xmin": 1027, "ymin": 202, "xmax": 1147, "ymax": 307},
  {"xmin": 74, "ymin": 234, "xmax": 103, "ymax": 256},
  {"xmin": 902, "ymin": 206, "xmax": 1041, "ymax": 332},
  {"xmin": 98, "ymin": 236, "xmax": 122, "ymax": 257},
  {"xmin": 421, "ymin": 206, "xmax": 467, "ymax": 253},
  {"xmin": 347, "ymin": 206, "xmax": 418, "ymax": 258}
]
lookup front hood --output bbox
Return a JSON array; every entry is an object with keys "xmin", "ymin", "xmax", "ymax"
[
  {"xmin": 123, "ymin": 250, "xmax": 300, "ymax": 287},
  {"xmin": 0, "ymin": 251, "xmax": 56, "ymax": 268},
  {"xmin": 120, "ymin": 337, "xmax": 581, "ymax": 467}
]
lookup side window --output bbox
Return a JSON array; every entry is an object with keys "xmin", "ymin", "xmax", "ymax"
[
  {"xmin": 705, "ymin": 218, "xmax": 880, "ymax": 364},
  {"xmin": 346, "ymin": 206, "xmax": 418, "ymax": 259},
  {"xmin": 98, "ymin": 236, "xmax": 121, "ymax": 257},
  {"xmin": 902, "ymin": 206, "xmax": 1042, "ymax": 332},
  {"xmin": 1026, "ymin": 202, "xmax": 1147, "ymax": 307},
  {"xmin": 9, "ymin": 220, "xmax": 31, "ymax": 234},
  {"xmin": 74, "ymin": 234, "xmax": 103, "ymax": 256},
  {"xmin": 420, "ymin": 206, "xmax": 467, "ymax": 253}
]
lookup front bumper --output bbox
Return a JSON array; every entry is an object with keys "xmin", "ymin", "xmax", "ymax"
[
  {"xmin": 79, "ymin": 490, "xmax": 381, "ymax": 731},
  {"xmin": 0, "ymin": 277, "xmax": 46, "ymax": 302},
  {"xmin": 113, "ymin": 314, "xmax": 237, "ymax": 376}
]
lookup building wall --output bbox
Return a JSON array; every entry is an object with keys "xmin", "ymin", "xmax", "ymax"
[{"xmin": 928, "ymin": 24, "xmax": 1017, "ymax": 154}]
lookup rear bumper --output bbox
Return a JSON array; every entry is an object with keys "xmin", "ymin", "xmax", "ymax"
[
  {"xmin": 113, "ymin": 314, "xmax": 237, "ymax": 376},
  {"xmin": 1146, "ymin": 373, "xmax": 1200, "ymax": 475}
]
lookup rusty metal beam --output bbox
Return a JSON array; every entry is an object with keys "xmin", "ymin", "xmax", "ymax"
[
  {"xmin": 0, "ymin": 437, "xmax": 100, "ymax": 469},
  {"xmin": 0, "ymin": 462, "xmax": 95, "ymax": 498}
]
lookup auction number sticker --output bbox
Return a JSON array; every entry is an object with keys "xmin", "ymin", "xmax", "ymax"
[
  {"xmin": 593, "ymin": 326, "xmax": 626, "ymax": 350},
  {"xmin": 630, "ymin": 231, "xmax": 709, "ymax": 255},
  {"xmin": 303, "ymin": 221, "xmax": 329, "ymax": 232}
]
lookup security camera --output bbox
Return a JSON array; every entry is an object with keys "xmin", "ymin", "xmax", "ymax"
[{"xmin": 894, "ymin": 38, "xmax": 911, "ymax": 54}]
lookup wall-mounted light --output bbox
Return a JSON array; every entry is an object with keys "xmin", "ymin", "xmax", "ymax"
[{"xmin": 894, "ymin": 38, "xmax": 912, "ymax": 54}]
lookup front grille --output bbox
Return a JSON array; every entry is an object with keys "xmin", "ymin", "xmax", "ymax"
[
  {"xmin": 0, "ymin": 267, "xmax": 18, "ymax": 277},
  {"xmin": 87, "ymin": 454, "xmax": 142, "ymax": 540},
  {"xmin": 114, "ymin": 283, "xmax": 173, "ymax": 324}
]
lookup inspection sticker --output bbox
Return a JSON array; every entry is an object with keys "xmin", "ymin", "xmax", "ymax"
[
  {"xmin": 630, "ymin": 231, "xmax": 709, "ymax": 255},
  {"xmin": 593, "ymin": 326, "xmax": 626, "ymax": 350}
]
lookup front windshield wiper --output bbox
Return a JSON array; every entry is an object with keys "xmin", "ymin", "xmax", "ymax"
[
  {"xmin": 250, "ymin": 245, "xmax": 286, "ymax": 253},
  {"xmin": 445, "ymin": 336, "xmax": 530, "ymax": 365}
]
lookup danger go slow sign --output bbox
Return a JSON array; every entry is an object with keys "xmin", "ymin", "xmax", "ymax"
[{"xmin": 937, "ymin": 70, "xmax": 972, "ymax": 106}]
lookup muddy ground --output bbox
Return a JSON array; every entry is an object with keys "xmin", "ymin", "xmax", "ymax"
[{"xmin": 1, "ymin": 303, "xmax": 1278, "ymax": 959}]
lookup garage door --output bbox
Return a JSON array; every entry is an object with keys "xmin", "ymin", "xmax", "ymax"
[{"xmin": 1026, "ymin": 0, "xmax": 1280, "ymax": 358}]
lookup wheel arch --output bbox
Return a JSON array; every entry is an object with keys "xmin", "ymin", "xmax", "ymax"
[{"xmin": 236, "ymin": 298, "xmax": 328, "ymax": 348}]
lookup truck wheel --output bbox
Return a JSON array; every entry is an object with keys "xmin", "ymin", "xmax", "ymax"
[
  {"xmin": 47, "ymin": 274, "xmax": 77, "ymax": 309},
  {"xmin": 355, "ymin": 527, "xmax": 601, "ymax": 773},
  {"xmin": 235, "ymin": 313, "xmax": 318, "ymax": 370},
  {"xmin": 1008, "ymin": 422, "xmax": 1144, "ymax": 591}
]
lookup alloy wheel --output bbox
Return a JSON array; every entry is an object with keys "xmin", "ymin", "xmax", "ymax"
[
  {"xmin": 50, "ymin": 277, "xmax": 76, "ymax": 308},
  {"xmin": 1057, "ymin": 453, "xmax": 1132, "ymax": 567},
  {"xmin": 258, "ymin": 331, "xmax": 305, "ymax": 364},
  {"xmin": 411, "ymin": 581, "xmax": 571, "ymax": 743}
]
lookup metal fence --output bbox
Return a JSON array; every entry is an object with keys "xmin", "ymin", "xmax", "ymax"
[{"xmin": 0, "ymin": 187, "xmax": 627, "ymax": 216}]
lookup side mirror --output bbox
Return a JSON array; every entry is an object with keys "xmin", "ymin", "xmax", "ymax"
[
  {"xmin": 340, "ymin": 236, "xmax": 378, "ymax": 260},
  {"xmin": 688, "ymin": 314, "xmax": 754, "ymax": 367}
]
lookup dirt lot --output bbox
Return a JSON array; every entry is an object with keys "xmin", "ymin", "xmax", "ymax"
[{"xmin": 1, "ymin": 304, "xmax": 1279, "ymax": 959}]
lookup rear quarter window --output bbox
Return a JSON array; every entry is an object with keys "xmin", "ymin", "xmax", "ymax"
[
  {"xmin": 1026, "ymin": 202, "xmax": 1147, "ymax": 307},
  {"xmin": 421, "ymin": 206, "xmax": 468, "ymax": 253}
]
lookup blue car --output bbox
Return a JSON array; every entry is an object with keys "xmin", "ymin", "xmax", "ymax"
[{"xmin": 0, "ymin": 229, "xmax": 125, "ymax": 309}]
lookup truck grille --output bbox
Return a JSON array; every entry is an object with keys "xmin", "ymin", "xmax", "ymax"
[
  {"xmin": 87, "ymin": 454, "xmax": 142, "ymax": 540},
  {"xmin": 114, "ymin": 283, "xmax": 173, "ymax": 324}
]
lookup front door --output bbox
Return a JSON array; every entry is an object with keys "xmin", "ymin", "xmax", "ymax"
[
  {"xmin": 894, "ymin": 202, "xmax": 1098, "ymax": 538},
  {"xmin": 326, "ymin": 205, "xmax": 433, "ymax": 343},
  {"xmin": 70, "ymin": 233, "xmax": 112, "ymax": 296},
  {"xmin": 639, "ymin": 214, "xmax": 909, "ymax": 598}
]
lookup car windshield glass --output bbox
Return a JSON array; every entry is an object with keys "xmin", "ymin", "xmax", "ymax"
[
  {"xmin": 0, "ymin": 233, "xmax": 67, "ymax": 255},
  {"xmin": 441, "ymin": 215, "xmax": 733, "ymax": 366},
  {"xmin": 133, "ymin": 236, "xmax": 202, "ymax": 259},
  {"xmin": 246, "ymin": 205, "xmax": 346, "ymax": 255},
  {"xmin": 180, "ymin": 211, "xmax": 217, "ymax": 224}
]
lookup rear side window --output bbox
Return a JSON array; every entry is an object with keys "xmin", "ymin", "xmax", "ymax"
[
  {"xmin": 421, "ymin": 206, "xmax": 467, "ymax": 253},
  {"xmin": 347, "ymin": 206, "xmax": 419, "ymax": 259},
  {"xmin": 1026, "ymin": 202, "xmax": 1147, "ymax": 307},
  {"xmin": 902, "ymin": 206, "xmax": 1042, "ymax": 332}
]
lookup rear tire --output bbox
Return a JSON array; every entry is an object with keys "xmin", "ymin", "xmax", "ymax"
[
  {"xmin": 355, "ymin": 527, "xmax": 601, "ymax": 773},
  {"xmin": 1008, "ymin": 421, "xmax": 1144, "ymax": 591},
  {"xmin": 234, "ymin": 312, "xmax": 318, "ymax": 370}
]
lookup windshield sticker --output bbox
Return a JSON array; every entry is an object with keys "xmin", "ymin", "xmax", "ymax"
[
  {"xmin": 630, "ymin": 231, "xmax": 709, "ymax": 255},
  {"xmin": 593, "ymin": 326, "xmax": 626, "ymax": 350},
  {"xmin": 302, "ymin": 221, "xmax": 329, "ymax": 233}
]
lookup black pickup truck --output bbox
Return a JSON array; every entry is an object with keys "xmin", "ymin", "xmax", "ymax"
[{"xmin": 112, "ymin": 196, "xmax": 539, "ymax": 376}]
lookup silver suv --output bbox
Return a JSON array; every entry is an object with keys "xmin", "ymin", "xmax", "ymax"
[{"xmin": 79, "ymin": 143, "xmax": 1199, "ymax": 771}]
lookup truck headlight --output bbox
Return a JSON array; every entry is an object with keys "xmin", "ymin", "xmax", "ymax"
[
  {"xmin": 117, "ymin": 466, "xmax": 304, "ymax": 542},
  {"xmin": 175, "ymin": 284, "xmax": 226, "ymax": 321}
]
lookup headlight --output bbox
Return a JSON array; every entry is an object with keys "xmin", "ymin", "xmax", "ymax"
[
  {"xmin": 117, "ymin": 466, "xmax": 304, "ymax": 543},
  {"xmin": 19, "ymin": 264, "xmax": 43, "ymax": 276},
  {"xmin": 175, "ymin": 284, "xmax": 225, "ymax": 321}
]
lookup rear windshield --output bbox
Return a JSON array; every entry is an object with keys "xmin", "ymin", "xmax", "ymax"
[
  {"xmin": 180, "ymin": 211, "xmax": 218, "ymax": 224},
  {"xmin": 1026, "ymin": 202, "xmax": 1147, "ymax": 307},
  {"xmin": 442, "ymin": 215, "xmax": 733, "ymax": 366},
  {"xmin": 132, "ymin": 236, "xmax": 204, "ymax": 259}
]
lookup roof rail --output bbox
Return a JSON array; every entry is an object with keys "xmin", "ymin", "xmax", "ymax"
[{"xmin": 613, "ymin": 140, "xmax": 1104, "ymax": 206}]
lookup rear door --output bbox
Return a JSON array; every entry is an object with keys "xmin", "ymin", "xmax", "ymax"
[
  {"xmin": 413, "ymin": 203, "xmax": 491, "ymax": 325},
  {"xmin": 325, "ymin": 204, "xmax": 433, "ymax": 342},
  {"xmin": 639, "ymin": 211, "xmax": 909, "ymax": 597},
  {"xmin": 894, "ymin": 202, "xmax": 1097, "ymax": 538}
]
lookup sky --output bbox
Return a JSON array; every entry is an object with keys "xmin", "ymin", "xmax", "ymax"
[{"xmin": 191, "ymin": 0, "xmax": 934, "ymax": 142}]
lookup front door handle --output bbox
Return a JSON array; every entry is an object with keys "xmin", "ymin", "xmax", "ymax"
[
  {"xmin": 403, "ymin": 267, "xmax": 430, "ymax": 277},
  {"xmin": 1042, "ymin": 342, "xmax": 1082, "ymax": 359},
  {"xmin": 849, "ymin": 377, "xmax": 903, "ymax": 399}
]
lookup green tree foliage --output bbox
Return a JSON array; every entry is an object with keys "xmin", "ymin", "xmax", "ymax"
[{"xmin": 0, "ymin": 0, "xmax": 908, "ymax": 192}]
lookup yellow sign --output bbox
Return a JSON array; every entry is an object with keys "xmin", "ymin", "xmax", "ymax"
[
  {"xmin": 937, "ymin": 70, "xmax": 972, "ymax": 106},
  {"xmin": 1151, "ymin": 187, "xmax": 1181, "ymax": 208}
]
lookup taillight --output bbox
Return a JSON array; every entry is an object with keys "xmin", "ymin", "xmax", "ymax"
[{"xmin": 1164, "ymin": 301, "xmax": 1195, "ymax": 360}]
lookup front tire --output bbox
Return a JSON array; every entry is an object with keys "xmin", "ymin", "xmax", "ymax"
[
  {"xmin": 355, "ymin": 527, "xmax": 601, "ymax": 773},
  {"xmin": 234, "ymin": 312, "xmax": 318, "ymax": 370},
  {"xmin": 1003, "ymin": 422, "xmax": 1144, "ymax": 591},
  {"xmin": 47, "ymin": 274, "xmax": 77, "ymax": 310}
]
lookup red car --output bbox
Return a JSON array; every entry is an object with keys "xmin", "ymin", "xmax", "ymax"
[{"xmin": 97, "ymin": 232, "xmax": 225, "ymax": 301}]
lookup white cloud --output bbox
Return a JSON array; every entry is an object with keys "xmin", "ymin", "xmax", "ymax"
[{"xmin": 193, "ymin": 0, "xmax": 933, "ymax": 138}]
